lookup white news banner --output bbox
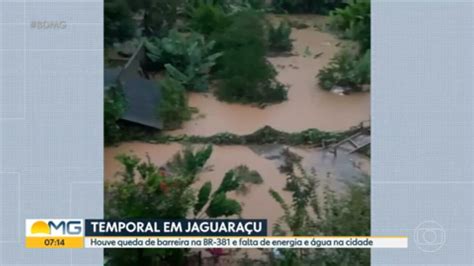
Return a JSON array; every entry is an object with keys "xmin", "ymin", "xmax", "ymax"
[{"xmin": 85, "ymin": 236, "xmax": 408, "ymax": 249}]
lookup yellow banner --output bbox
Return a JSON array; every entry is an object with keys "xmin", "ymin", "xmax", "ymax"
[{"xmin": 25, "ymin": 237, "xmax": 84, "ymax": 248}]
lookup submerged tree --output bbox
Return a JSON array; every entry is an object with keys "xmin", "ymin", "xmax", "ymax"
[
  {"xmin": 105, "ymin": 145, "xmax": 263, "ymax": 265},
  {"xmin": 213, "ymin": 10, "xmax": 288, "ymax": 104},
  {"xmin": 158, "ymin": 76, "xmax": 192, "ymax": 130}
]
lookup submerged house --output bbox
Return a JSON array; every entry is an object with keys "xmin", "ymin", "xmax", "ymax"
[{"xmin": 105, "ymin": 41, "xmax": 163, "ymax": 129}]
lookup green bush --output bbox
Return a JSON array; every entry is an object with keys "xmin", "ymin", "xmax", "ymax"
[
  {"xmin": 104, "ymin": 85, "xmax": 126, "ymax": 145},
  {"xmin": 146, "ymin": 30, "xmax": 223, "ymax": 91},
  {"xmin": 105, "ymin": 147, "xmax": 263, "ymax": 264},
  {"xmin": 158, "ymin": 76, "xmax": 192, "ymax": 129},
  {"xmin": 104, "ymin": 0, "xmax": 136, "ymax": 46},
  {"xmin": 329, "ymin": 0, "xmax": 371, "ymax": 51},
  {"xmin": 269, "ymin": 149, "xmax": 370, "ymax": 265},
  {"xmin": 267, "ymin": 21, "xmax": 293, "ymax": 53},
  {"xmin": 188, "ymin": 0, "xmax": 231, "ymax": 35},
  {"xmin": 216, "ymin": 46, "xmax": 287, "ymax": 103},
  {"xmin": 213, "ymin": 11, "xmax": 288, "ymax": 103},
  {"xmin": 143, "ymin": 0, "xmax": 182, "ymax": 36},
  {"xmin": 317, "ymin": 48, "xmax": 370, "ymax": 91}
]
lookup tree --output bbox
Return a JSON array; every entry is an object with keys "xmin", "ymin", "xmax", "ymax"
[
  {"xmin": 213, "ymin": 10, "xmax": 288, "ymax": 104},
  {"xmin": 142, "ymin": 0, "xmax": 182, "ymax": 37},
  {"xmin": 158, "ymin": 76, "xmax": 192, "ymax": 129},
  {"xmin": 104, "ymin": 0, "xmax": 136, "ymax": 46}
]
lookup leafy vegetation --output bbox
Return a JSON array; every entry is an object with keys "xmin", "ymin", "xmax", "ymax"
[
  {"xmin": 104, "ymin": 85, "xmax": 126, "ymax": 145},
  {"xmin": 187, "ymin": 0, "xmax": 232, "ymax": 35},
  {"xmin": 318, "ymin": 48, "xmax": 370, "ymax": 91},
  {"xmin": 329, "ymin": 0, "xmax": 371, "ymax": 51},
  {"xmin": 269, "ymin": 149, "xmax": 370, "ymax": 265},
  {"xmin": 145, "ymin": 30, "xmax": 223, "ymax": 91},
  {"xmin": 158, "ymin": 76, "xmax": 192, "ymax": 129},
  {"xmin": 267, "ymin": 21, "xmax": 293, "ymax": 53},
  {"xmin": 318, "ymin": 0, "xmax": 371, "ymax": 92},
  {"xmin": 105, "ymin": 145, "xmax": 263, "ymax": 265},
  {"xmin": 141, "ymin": 0, "xmax": 182, "ymax": 36},
  {"xmin": 104, "ymin": 0, "xmax": 136, "ymax": 46},
  {"xmin": 120, "ymin": 125, "xmax": 348, "ymax": 147},
  {"xmin": 213, "ymin": 11, "xmax": 288, "ymax": 103}
]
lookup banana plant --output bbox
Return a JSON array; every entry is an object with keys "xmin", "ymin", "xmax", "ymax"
[{"xmin": 146, "ymin": 30, "xmax": 223, "ymax": 91}]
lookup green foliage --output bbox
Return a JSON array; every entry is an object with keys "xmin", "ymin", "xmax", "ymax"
[
  {"xmin": 120, "ymin": 125, "xmax": 348, "ymax": 147},
  {"xmin": 106, "ymin": 146, "xmax": 262, "ymax": 264},
  {"xmin": 194, "ymin": 181, "xmax": 212, "ymax": 215},
  {"xmin": 232, "ymin": 165, "xmax": 264, "ymax": 194},
  {"xmin": 317, "ymin": 48, "xmax": 370, "ymax": 91},
  {"xmin": 146, "ymin": 30, "xmax": 223, "ymax": 91},
  {"xmin": 329, "ymin": 0, "xmax": 371, "ymax": 51},
  {"xmin": 317, "ymin": 1, "xmax": 370, "ymax": 93},
  {"xmin": 269, "ymin": 149, "xmax": 371, "ymax": 265},
  {"xmin": 104, "ymin": 0, "xmax": 136, "ymax": 46},
  {"xmin": 104, "ymin": 85, "xmax": 126, "ymax": 145},
  {"xmin": 166, "ymin": 145, "xmax": 213, "ymax": 178},
  {"xmin": 188, "ymin": 0, "xmax": 232, "ymax": 35},
  {"xmin": 271, "ymin": 0, "xmax": 345, "ymax": 14},
  {"xmin": 105, "ymin": 153, "xmax": 195, "ymax": 265},
  {"xmin": 267, "ymin": 21, "xmax": 293, "ymax": 53},
  {"xmin": 143, "ymin": 0, "xmax": 182, "ymax": 36},
  {"xmin": 158, "ymin": 76, "xmax": 192, "ymax": 129},
  {"xmin": 213, "ymin": 11, "xmax": 288, "ymax": 104},
  {"xmin": 206, "ymin": 192, "xmax": 242, "ymax": 217}
]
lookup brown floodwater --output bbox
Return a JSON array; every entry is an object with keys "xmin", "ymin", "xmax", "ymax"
[
  {"xmin": 105, "ymin": 143, "xmax": 369, "ymax": 232},
  {"xmin": 169, "ymin": 15, "xmax": 370, "ymax": 136}
]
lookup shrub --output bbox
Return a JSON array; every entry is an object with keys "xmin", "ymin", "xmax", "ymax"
[
  {"xmin": 146, "ymin": 30, "xmax": 223, "ymax": 91},
  {"xmin": 216, "ymin": 46, "xmax": 287, "ymax": 103},
  {"xmin": 158, "ymin": 76, "xmax": 192, "ymax": 129},
  {"xmin": 104, "ymin": 85, "xmax": 126, "ymax": 145},
  {"xmin": 317, "ymin": 48, "xmax": 370, "ymax": 91},
  {"xmin": 104, "ymin": 0, "xmax": 136, "ymax": 46},
  {"xmin": 188, "ymin": 0, "xmax": 231, "ymax": 35},
  {"xmin": 166, "ymin": 144, "xmax": 213, "ymax": 177},
  {"xmin": 105, "ymin": 147, "xmax": 263, "ymax": 264},
  {"xmin": 143, "ymin": 0, "xmax": 182, "ymax": 36},
  {"xmin": 213, "ymin": 11, "xmax": 288, "ymax": 103},
  {"xmin": 269, "ymin": 149, "xmax": 370, "ymax": 265},
  {"xmin": 329, "ymin": 0, "xmax": 371, "ymax": 51},
  {"xmin": 267, "ymin": 21, "xmax": 293, "ymax": 53}
]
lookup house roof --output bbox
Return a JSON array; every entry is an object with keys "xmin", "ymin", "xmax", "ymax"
[
  {"xmin": 104, "ymin": 70, "xmax": 163, "ymax": 129},
  {"xmin": 121, "ymin": 78, "xmax": 163, "ymax": 129}
]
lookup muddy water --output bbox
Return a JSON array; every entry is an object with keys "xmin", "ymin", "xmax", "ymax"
[
  {"xmin": 105, "ymin": 143, "xmax": 369, "ymax": 233},
  {"xmin": 169, "ymin": 15, "xmax": 370, "ymax": 136}
]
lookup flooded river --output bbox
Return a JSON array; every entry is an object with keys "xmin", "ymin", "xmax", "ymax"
[{"xmin": 169, "ymin": 15, "xmax": 370, "ymax": 136}]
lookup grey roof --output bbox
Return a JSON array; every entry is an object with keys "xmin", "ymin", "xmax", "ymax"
[
  {"xmin": 121, "ymin": 78, "xmax": 163, "ymax": 129},
  {"xmin": 104, "ymin": 40, "xmax": 163, "ymax": 130},
  {"xmin": 104, "ymin": 68, "xmax": 121, "ymax": 87},
  {"xmin": 104, "ymin": 70, "xmax": 163, "ymax": 129}
]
